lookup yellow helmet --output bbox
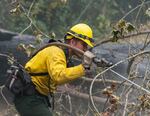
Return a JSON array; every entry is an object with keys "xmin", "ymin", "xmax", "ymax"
[{"xmin": 66, "ymin": 23, "xmax": 94, "ymax": 47}]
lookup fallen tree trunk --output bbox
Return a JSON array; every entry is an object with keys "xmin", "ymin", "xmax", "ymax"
[
  {"xmin": 57, "ymin": 85, "xmax": 106, "ymax": 103},
  {"xmin": 57, "ymin": 85, "xmax": 137, "ymax": 106}
]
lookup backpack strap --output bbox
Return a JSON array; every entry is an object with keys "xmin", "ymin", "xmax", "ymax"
[
  {"xmin": 30, "ymin": 39, "xmax": 62, "ymax": 59},
  {"xmin": 29, "ymin": 72, "xmax": 49, "ymax": 76}
]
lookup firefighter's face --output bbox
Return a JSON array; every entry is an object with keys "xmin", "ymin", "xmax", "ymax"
[
  {"xmin": 69, "ymin": 38, "xmax": 87, "ymax": 57},
  {"xmin": 71, "ymin": 38, "xmax": 87, "ymax": 51}
]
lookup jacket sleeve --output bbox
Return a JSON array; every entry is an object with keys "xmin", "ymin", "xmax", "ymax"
[{"xmin": 46, "ymin": 47, "xmax": 85, "ymax": 85}]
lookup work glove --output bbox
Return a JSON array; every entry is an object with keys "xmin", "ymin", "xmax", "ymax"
[{"xmin": 82, "ymin": 51, "xmax": 95, "ymax": 70}]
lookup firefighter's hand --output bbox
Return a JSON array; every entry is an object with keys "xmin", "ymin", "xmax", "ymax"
[{"xmin": 82, "ymin": 51, "xmax": 95, "ymax": 69}]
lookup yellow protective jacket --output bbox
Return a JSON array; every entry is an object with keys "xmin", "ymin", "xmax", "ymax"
[{"xmin": 25, "ymin": 46, "xmax": 85, "ymax": 96}]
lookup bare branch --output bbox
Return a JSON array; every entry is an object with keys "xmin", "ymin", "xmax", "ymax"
[
  {"xmin": 122, "ymin": 88, "xmax": 132, "ymax": 116},
  {"xmin": 89, "ymin": 49, "xmax": 150, "ymax": 115},
  {"xmin": 95, "ymin": 30, "xmax": 150, "ymax": 47},
  {"xmin": 81, "ymin": 77, "xmax": 131, "ymax": 86},
  {"xmin": 57, "ymin": 85, "xmax": 106, "ymax": 103}
]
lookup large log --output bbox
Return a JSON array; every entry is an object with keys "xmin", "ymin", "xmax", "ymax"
[{"xmin": 0, "ymin": 29, "xmax": 17, "ymax": 41}]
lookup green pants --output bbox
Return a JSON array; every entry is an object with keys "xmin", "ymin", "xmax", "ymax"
[{"xmin": 14, "ymin": 94, "xmax": 53, "ymax": 116}]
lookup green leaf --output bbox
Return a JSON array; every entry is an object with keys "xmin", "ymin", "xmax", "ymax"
[
  {"xmin": 126, "ymin": 23, "xmax": 135, "ymax": 32},
  {"xmin": 112, "ymin": 29, "xmax": 120, "ymax": 42},
  {"xmin": 35, "ymin": 34, "xmax": 43, "ymax": 44},
  {"xmin": 117, "ymin": 20, "xmax": 126, "ymax": 29},
  {"xmin": 50, "ymin": 32, "xmax": 56, "ymax": 39}
]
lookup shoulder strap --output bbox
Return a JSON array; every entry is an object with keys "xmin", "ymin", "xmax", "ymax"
[
  {"xmin": 30, "ymin": 39, "xmax": 62, "ymax": 59},
  {"xmin": 29, "ymin": 72, "xmax": 49, "ymax": 76}
]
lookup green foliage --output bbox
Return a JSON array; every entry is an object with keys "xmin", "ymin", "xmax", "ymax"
[
  {"xmin": 112, "ymin": 20, "xmax": 135, "ymax": 42},
  {"xmin": 94, "ymin": 15, "xmax": 111, "ymax": 38},
  {"xmin": 0, "ymin": 0, "xmax": 118, "ymax": 39},
  {"xmin": 0, "ymin": 0, "xmax": 149, "ymax": 40}
]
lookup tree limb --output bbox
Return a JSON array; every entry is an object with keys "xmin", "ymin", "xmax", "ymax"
[
  {"xmin": 57, "ymin": 85, "xmax": 106, "ymax": 103},
  {"xmin": 95, "ymin": 30, "xmax": 150, "ymax": 47}
]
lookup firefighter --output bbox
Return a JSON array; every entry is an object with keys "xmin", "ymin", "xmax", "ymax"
[{"xmin": 14, "ymin": 23, "xmax": 95, "ymax": 116}]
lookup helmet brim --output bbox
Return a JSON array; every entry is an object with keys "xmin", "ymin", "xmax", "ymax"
[{"xmin": 67, "ymin": 32, "xmax": 94, "ymax": 47}]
